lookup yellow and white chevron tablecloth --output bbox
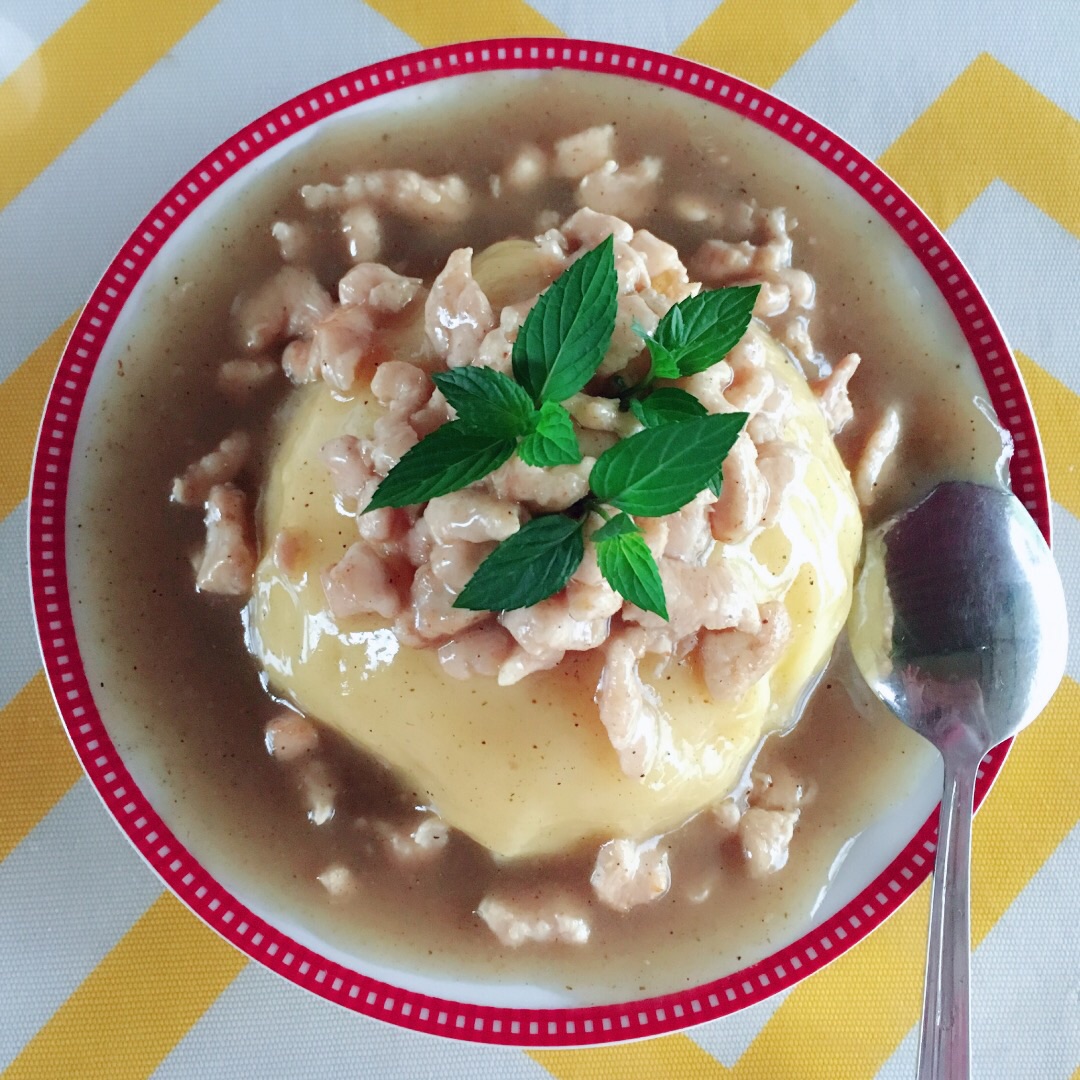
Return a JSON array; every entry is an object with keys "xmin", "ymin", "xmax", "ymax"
[{"xmin": 1, "ymin": 1, "xmax": 1078, "ymax": 1077}]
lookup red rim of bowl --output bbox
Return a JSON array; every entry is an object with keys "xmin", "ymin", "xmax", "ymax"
[{"xmin": 28, "ymin": 38, "xmax": 1049, "ymax": 1047}]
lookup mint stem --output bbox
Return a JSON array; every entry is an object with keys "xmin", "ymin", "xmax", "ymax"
[
  {"xmin": 579, "ymin": 497, "xmax": 613, "ymax": 523},
  {"xmin": 616, "ymin": 370, "xmax": 656, "ymax": 409}
]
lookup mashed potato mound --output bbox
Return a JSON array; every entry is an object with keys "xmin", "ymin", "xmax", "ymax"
[{"xmin": 245, "ymin": 218, "xmax": 861, "ymax": 857}]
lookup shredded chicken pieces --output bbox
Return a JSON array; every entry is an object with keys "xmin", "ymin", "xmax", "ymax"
[
  {"xmin": 171, "ymin": 431, "xmax": 251, "ymax": 507},
  {"xmin": 175, "ymin": 123, "xmax": 876, "ymax": 940},
  {"xmin": 591, "ymin": 838, "xmax": 671, "ymax": 911},
  {"xmin": 194, "ymin": 484, "xmax": 256, "ymax": 596},
  {"xmin": 476, "ymin": 893, "xmax": 591, "ymax": 947}
]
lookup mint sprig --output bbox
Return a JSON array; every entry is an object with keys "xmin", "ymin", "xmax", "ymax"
[
  {"xmin": 365, "ymin": 422, "xmax": 516, "ymax": 511},
  {"xmin": 360, "ymin": 233, "xmax": 754, "ymax": 621},
  {"xmin": 432, "ymin": 368, "xmax": 535, "ymax": 438},
  {"xmin": 512, "ymin": 235, "xmax": 618, "ymax": 404},
  {"xmin": 592, "ymin": 513, "xmax": 668, "ymax": 620},
  {"xmin": 631, "ymin": 321, "xmax": 681, "ymax": 380},
  {"xmin": 629, "ymin": 388, "xmax": 724, "ymax": 496},
  {"xmin": 590, "ymin": 413, "xmax": 747, "ymax": 517},
  {"xmin": 518, "ymin": 401, "xmax": 582, "ymax": 467},
  {"xmin": 454, "ymin": 515, "xmax": 585, "ymax": 611},
  {"xmin": 636, "ymin": 284, "xmax": 760, "ymax": 380},
  {"xmin": 629, "ymin": 387, "xmax": 708, "ymax": 428}
]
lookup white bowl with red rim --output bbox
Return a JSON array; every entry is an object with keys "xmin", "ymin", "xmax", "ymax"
[{"xmin": 28, "ymin": 38, "xmax": 1049, "ymax": 1047}]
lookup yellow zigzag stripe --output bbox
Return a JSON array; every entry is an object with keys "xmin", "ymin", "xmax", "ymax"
[
  {"xmin": 363, "ymin": 0, "xmax": 563, "ymax": 47},
  {"xmin": 677, "ymin": 0, "xmax": 858, "ymax": 89},
  {"xmin": 968, "ymin": 678, "xmax": 1080, "ymax": 944},
  {"xmin": 533, "ymin": 677, "xmax": 1080, "ymax": 1079},
  {"xmin": 531, "ymin": 1033, "xmax": 735, "ymax": 1078},
  {"xmin": 0, "ymin": 672, "xmax": 81, "ymax": 862},
  {"xmin": 0, "ymin": 0, "xmax": 220, "ymax": 214},
  {"xmin": 0, "ymin": 313, "xmax": 79, "ymax": 523},
  {"xmin": 2, "ymin": 893, "xmax": 246, "ymax": 1080},
  {"xmin": 880, "ymin": 53, "xmax": 1080, "ymax": 238}
]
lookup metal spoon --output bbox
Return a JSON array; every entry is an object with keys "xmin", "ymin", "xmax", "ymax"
[{"xmin": 848, "ymin": 481, "xmax": 1067, "ymax": 1079}]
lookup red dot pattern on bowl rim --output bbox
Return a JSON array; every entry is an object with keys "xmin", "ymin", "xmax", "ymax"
[{"xmin": 27, "ymin": 38, "xmax": 1049, "ymax": 1047}]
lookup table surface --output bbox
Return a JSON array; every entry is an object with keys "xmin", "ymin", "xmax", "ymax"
[{"xmin": 2, "ymin": 1, "xmax": 1078, "ymax": 1077}]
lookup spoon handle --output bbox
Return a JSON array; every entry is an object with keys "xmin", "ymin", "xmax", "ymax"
[{"xmin": 917, "ymin": 750, "xmax": 979, "ymax": 1080}]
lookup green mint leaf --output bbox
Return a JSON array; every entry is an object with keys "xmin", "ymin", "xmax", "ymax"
[
  {"xmin": 629, "ymin": 388, "xmax": 720, "ymax": 500},
  {"xmin": 590, "ymin": 412, "xmax": 748, "ymax": 516},
  {"xmin": 591, "ymin": 511, "xmax": 641, "ymax": 543},
  {"xmin": 592, "ymin": 512, "xmax": 668, "ymax": 620},
  {"xmin": 648, "ymin": 284, "xmax": 761, "ymax": 376},
  {"xmin": 365, "ymin": 422, "xmax": 515, "ymax": 510},
  {"xmin": 632, "ymin": 320, "xmax": 680, "ymax": 379},
  {"xmin": 431, "ymin": 367, "xmax": 535, "ymax": 438},
  {"xmin": 517, "ymin": 401, "xmax": 582, "ymax": 467},
  {"xmin": 453, "ymin": 514, "xmax": 585, "ymax": 612},
  {"xmin": 512, "ymin": 234, "xmax": 618, "ymax": 404},
  {"xmin": 629, "ymin": 387, "xmax": 709, "ymax": 428}
]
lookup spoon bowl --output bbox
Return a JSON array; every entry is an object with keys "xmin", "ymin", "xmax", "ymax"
[{"xmin": 849, "ymin": 481, "xmax": 1067, "ymax": 1078}]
